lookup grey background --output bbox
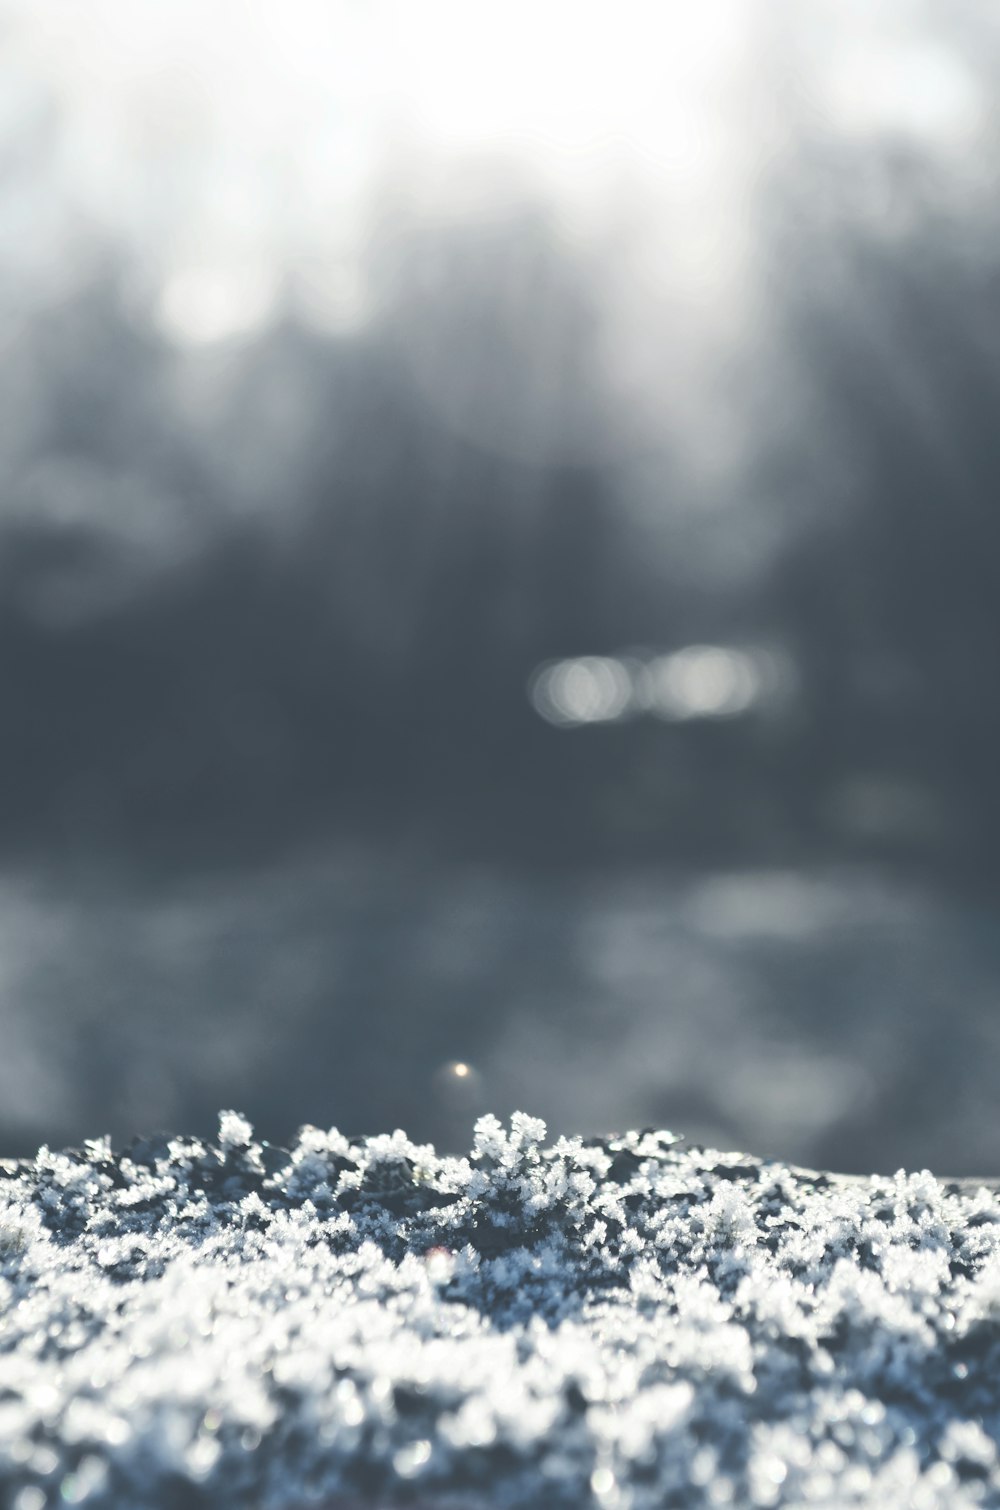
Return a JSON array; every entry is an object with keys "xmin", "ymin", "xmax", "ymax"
[{"xmin": 1, "ymin": 0, "xmax": 999, "ymax": 1172}]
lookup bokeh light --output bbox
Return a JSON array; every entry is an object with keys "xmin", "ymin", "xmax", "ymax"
[{"xmin": 529, "ymin": 647, "xmax": 796, "ymax": 726}]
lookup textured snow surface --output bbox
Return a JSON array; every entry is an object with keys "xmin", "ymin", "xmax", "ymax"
[{"xmin": 2, "ymin": 1115, "xmax": 1000, "ymax": 1509}]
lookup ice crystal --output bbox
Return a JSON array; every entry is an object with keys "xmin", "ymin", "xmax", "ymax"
[{"xmin": 0, "ymin": 1115, "xmax": 998, "ymax": 1507}]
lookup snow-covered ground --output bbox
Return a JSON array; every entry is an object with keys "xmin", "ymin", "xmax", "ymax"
[{"xmin": 3, "ymin": 1111, "xmax": 1000, "ymax": 1508}]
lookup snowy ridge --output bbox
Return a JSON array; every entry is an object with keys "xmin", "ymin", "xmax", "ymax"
[{"xmin": 2, "ymin": 1112, "xmax": 1000, "ymax": 1508}]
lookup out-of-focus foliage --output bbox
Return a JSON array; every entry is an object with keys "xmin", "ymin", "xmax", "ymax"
[{"xmin": 1, "ymin": 0, "xmax": 1000, "ymax": 879}]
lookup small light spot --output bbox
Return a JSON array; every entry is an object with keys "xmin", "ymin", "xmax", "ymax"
[
  {"xmin": 591, "ymin": 1466, "xmax": 616, "ymax": 1497},
  {"xmin": 31, "ymin": 1446, "xmax": 59, "ymax": 1476},
  {"xmin": 335, "ymin": 1378, "xmax": 365, "ymax": 1428},
  {"xmin": 59, "ymin": 1457, "xmax": 107, "ymax": 1504},
  {"xmin": 425, "ymin": 1246, "xmax": 455, "ymax": 1284},
  {"xmin": 433, "ymin": 1059, "xmax": 483, "ymax": 1106},
  {"xmin": 393, "ymin": 1439, "xmax": 432, "ymax": 1478},
  {"xmin": 185, "ymin": 1436, "xmax": 221, "ymax": 1479}
]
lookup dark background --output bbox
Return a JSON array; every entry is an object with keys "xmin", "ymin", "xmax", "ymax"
[{"xmin": 2, "ymin": 0, "xmax": 1000, "ymax": 1173}]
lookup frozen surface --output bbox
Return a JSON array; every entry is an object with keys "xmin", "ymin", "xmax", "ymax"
[{"xmin": 2, "ymin": 1114, "xmax": 1000, "ymax": 1509}]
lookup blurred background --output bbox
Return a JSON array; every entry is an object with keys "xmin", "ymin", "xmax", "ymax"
[{"xmin": 1, "ymin": 0, "xmax": 1000, "ymax": 1173}]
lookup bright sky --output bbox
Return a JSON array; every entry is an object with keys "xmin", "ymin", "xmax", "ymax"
[{"xmin": 0, "ymin": 0, "xmax": 991, "ymax": 469}]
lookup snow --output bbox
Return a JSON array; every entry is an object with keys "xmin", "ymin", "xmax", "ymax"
[{"xmin": 1, "ymin": 1113, "xmax": 1000, "ymax": 1507}]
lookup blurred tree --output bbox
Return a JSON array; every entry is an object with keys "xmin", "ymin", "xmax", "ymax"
[{"xmin": 760, "ymin": 132, "xmax": 1000, "ymax": 873}]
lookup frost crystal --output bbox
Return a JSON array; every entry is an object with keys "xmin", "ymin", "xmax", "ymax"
[
  {"xmin": 0, "ymin": 1114, "xmax": 998, "ymax": 1508},
  {"xmin": 217, "ymin": 1109, "xmax": 253, "ymax": 1150}
]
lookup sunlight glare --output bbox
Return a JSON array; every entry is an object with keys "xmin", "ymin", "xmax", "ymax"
[
  {"xmin": 8, "ymin": 0, "xmax": 752, "ymax": 329},
  {"xmin": 389, "ymin": 0, "xmax": 749, "ymax": 178}
]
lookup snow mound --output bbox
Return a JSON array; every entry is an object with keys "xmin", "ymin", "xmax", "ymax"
[{"xmin": 2, "ymin": 1112, "xmax": 1000, "ymax": 1508}]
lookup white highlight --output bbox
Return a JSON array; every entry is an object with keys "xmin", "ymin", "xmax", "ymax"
[
  {"xmin": 530, "ymin": 657, "xmax": 634, "ymax": 727},
  {"xmin": 1, "ymin": 0, "xmax": 993, "ymax": 482},
  {"xmin": 155, "ymin": 265, "xmax": 282, "ymax": 347},
  {"xmin": 529, "ymin": 646, "xmax": 796, "ymax": 727},
  {"xmin": 645, "ymin": 645, "xmax": 761, "ymax": 721},
  {"xmin": 824, "ymin": 37, "xmax": 984, "ymax": 147}
]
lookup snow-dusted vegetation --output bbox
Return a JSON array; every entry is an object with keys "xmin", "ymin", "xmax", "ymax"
[{"xmin": 2, "ymin": 1112, "xmax": 1000, "ymax": 1508}]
